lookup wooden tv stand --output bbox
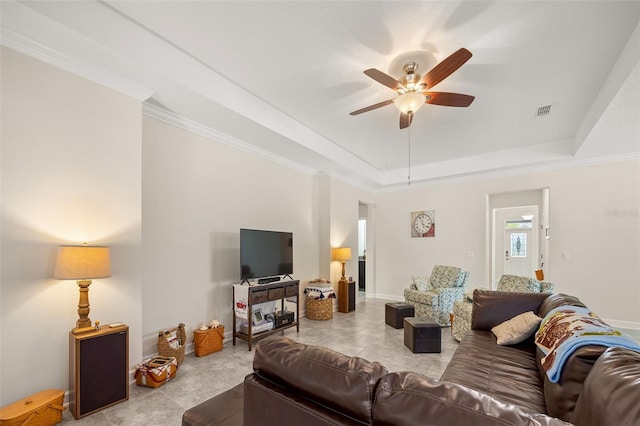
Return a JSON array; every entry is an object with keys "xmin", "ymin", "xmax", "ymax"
[{"xmin": 232, "ymin": 280, "xmax": 299, "ymax": 351}]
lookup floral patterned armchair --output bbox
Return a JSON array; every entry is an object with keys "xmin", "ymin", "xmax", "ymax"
[
  {"xmin": 404, "ymin": 265, "xmax": 469, "ymax": 326},
  {"xmin": 451, "ymin": 274, "xmax": 555, "ymax": 342}
]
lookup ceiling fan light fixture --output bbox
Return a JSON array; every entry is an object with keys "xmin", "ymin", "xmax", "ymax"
[{"xmin": 395, "ymin": 92, "xmax": 426, "ymax": 114}]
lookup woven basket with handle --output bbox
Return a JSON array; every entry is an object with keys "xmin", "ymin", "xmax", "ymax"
[
  {"xmin": 193, "ymin": 325, "xmax": 225, "ymax": 357},
  {"xmin": 158, "ymin": 323, "xmax": 186, "ymax": 365},
  {"xmin": 0, "ymin": 389, "xmax": 65, "ymax": 426}
]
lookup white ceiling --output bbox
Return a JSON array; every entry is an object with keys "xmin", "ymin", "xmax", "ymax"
[{"xmin": 2, "ymin": 1, "xmax": 639, "ymax": 189}]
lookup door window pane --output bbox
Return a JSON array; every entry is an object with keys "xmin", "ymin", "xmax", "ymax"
[
  {"xmin": 505, "ymin": 220, "xmax": 532, "ymax": 230},
  {"xmin": 511, "ymin": 233, "xmax": 527, "ymax": 257}
]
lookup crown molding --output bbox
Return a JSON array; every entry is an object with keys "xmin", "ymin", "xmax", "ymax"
[
  {"xmin": 1, "ymin": 28, "xmax": 154, "ymax": 101},
  {"xmin": 142, "ymin": 102, "xmax": 319, "ymax": 177},
  {"xmin": 377, "ymin": 152, "xmax": 640, "ymax": 192},
  {"xmin": 143, "ymin": 103, "xmax": 639, "ymax": 193}
]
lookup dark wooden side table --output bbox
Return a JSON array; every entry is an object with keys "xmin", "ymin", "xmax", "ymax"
[
  {"xmin": 338, "ymin": 280, "xmax": 356, "ymax": 313},
  {"xmin": 69, "ymin": 324, "xmax": 129, "ymax": 419}
]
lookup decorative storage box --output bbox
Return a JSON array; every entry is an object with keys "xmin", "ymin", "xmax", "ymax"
[
  {"xmin": 135, "ymin": 356, "xmax": 178, "ymax": 388},
  {"xmin": 385, "ymin": 302, "xmax": 415, "ymax": 329},
  {"xmin": 194, "ymin": 326, "xmax": 225, "ymax": 357},
  {"xmin": 404, "ymin": 317, "xmax": 441, "ymax": 353},
  {"xmin": 158, "ymin": 323, "xmax": 186, "ymax": 364},
  {"xmin": 275, "ymin": 311, "xmax": 295, "ymax": 328},
  {"xmin": 0, "ymin": 389, "xmax": 65, "ymax": 426},
  {"xmin": 306, "ymin": 297, "xmax": 333, "ymax": 320}
]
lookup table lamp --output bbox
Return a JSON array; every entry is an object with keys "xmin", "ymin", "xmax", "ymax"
[
  {"xmin": 333, "ymin": 247, "xmax": 352, "ymax": 286},
  {"xmin": 54, "ymin": 245, "xmax": 111, "ymax": 334}
]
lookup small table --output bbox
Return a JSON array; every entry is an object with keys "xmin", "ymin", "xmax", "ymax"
[
  {"xmin": 385, "ymin": 302, "xmax": 414, "ymax": 328},
  {"xmin": 338, "ymin": 280, "xmax": 356, "ymax": 313},
  {"xmin": 404, "ymin": 317, "xmax": 441, "ymax": 353}
]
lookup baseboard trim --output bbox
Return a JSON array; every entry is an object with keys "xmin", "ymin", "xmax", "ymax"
[{"xmin": 603, "ymin": 318, "xmax": 640, "ymax": 331}]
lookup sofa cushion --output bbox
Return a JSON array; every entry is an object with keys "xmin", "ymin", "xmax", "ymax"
[
  {"xmin": 373, "ymin": 372, "xmax": 572, "ymax": 426},
  {"xmin": 491, "ymin": 311, "xmax": 541, "ymax": 345},
  {"xmin": 441, "ymin": 330, "xmax": 547, "ymax": 414},
  {"xmin": 471, "ymin": 290, "xmax": 548, "ymax": 331},
  {"xmin": 252, "ymin": 337, "xmax": 387, "ymax": 424},
  {"xmin": 537, "ymin": 293, "xmax": 585, "ymax": 318},
  {"xmin": 571, "ymin": 347, "xmax": 640, "ymax": 426}
]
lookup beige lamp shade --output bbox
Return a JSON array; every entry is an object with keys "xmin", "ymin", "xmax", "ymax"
[
  {"xmin": 333, "ymin": 247, "xmax": 352, "ymax": 262},
  {"xmin": 54, "ymin": 245, "xmax": 111, "ymax": 280}
]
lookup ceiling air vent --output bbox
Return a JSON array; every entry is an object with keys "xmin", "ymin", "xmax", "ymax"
[{"xmin": 536, "ymin": 104, "xmax": 552, "ymax": 117}]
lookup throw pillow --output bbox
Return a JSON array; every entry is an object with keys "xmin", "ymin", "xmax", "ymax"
[
  {"xmin": 491, "ymin": 311, "xmax": 542, "ymax": 345},
  {"xmin": 411, "ymin": 275, "xmax": 433, "ymax": 291}
]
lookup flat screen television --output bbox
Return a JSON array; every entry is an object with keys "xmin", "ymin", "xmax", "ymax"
[{"xmin": 240, "ymin": 228, "xmax": 293, "ymax": 280}]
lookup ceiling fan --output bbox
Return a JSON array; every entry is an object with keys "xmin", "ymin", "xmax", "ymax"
[{"xmin": 350, "ymin": 48, "xmax": 475, "ymax": 129}]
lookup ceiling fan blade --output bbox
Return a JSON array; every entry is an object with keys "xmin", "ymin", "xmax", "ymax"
[
  {"xmin": 420, "ymin": 48, "xmax": 472, "ymax": 89},
  {"xmin": 399, "ymin": 112, "xmax": 413, "ymax": 129},
  {"xmin": 425, "ymin": 92, "xmax": 475, "ymax": 107},
  {"xmin": 349, "ymin": 99, "xmax": 394, "ymax": 115},
  {"xmin": 364, "ymin": 68, "xmax": 403, "ymax": 91}
]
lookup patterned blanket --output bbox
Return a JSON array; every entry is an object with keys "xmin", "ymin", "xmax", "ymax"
[
  {"xmin": 305, "ymin": 285, "xmax": 335, "ymax": 299},
  {"xmin": 535, "ymin": 305, "xmax": 640, "ymax": 383}
]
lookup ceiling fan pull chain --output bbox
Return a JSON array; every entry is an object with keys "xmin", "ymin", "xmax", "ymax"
[{"xmin": 408, "ymin": 125, "xmax": 411, "ymax": 186}]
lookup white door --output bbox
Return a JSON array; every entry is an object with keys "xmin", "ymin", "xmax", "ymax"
[
  {"xmin": 504, "ymin": 229, "xmax": 532, "ymax": 277},
  {"xmin": 492, "ymin": 206, "xmax": 539, "ymax": 286}
]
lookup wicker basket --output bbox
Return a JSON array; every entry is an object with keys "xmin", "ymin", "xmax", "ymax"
[
  {"xmin": 158, "ymin": 323, "xmax": 186, "ymax": 365},
  {"xmin": 134, "ymin": 356, "xmax": 178, "ymax": 388},
  {"xmin": 306, "ymin": 297, "xmax": 333, "ymax": 320},
  {"xmin": 0, "ymin": 389, "xmax": 65, "ymax": 426},
  {"xmin": 193, "ymin": 326, "xmax": 224, "ymax": 357}
]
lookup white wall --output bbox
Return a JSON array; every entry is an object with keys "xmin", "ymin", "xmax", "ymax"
[
  {"xmin": 141, "ymin": 116, "xmax": 320, "ymax": 357},
  {"xmin": 0, "ymin": 47, "xmax": 143, "ymax": 404},
  {"xmin": 327, "ymin": 179, "xmax": 375, "ymax": 291},
  {"xmin": 374, "ymin": 160, "xmax": 640, "ymax": 328}
]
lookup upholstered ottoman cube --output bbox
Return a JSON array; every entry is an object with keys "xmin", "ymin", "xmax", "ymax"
[
  {"xmin": 385, "ymin": 302, "xmax": 415, "ymax": 329},
  {"xmin": 404, "ymin": 317, "xmax": 441, "ymax": 353}
]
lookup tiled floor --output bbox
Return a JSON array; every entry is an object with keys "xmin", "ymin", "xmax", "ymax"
[
  {"xmin": 60, "ymin": 295, "xmax": 459, "ymax": 425},
  {"xmin": 60, "ymin": 294, "xmax": 640, "ymax": 425}
]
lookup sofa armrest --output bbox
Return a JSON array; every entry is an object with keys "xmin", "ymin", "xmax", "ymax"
[
  {"xmin": 404, "ymin": 288, "xmax": 438, "ymax": 305},
  {"xmin": 452, "ymin": 300, "xmax": 472, "ymax": 342},
  {"xmin": 437, "ymin": 286, "xmax": 465, "ymax": 310},
  {"xmin": 252, "ymin": 337, "xmax": 387, "ymax": 424},
  {"xmin": 244, "ymin": 373, "xmax": 364, "ymax": 426},
  {"xmin": 571, "ymin": 347, "xmax": 640, "ymax": 426},
  {"xmin": 471, "ymin": 290, "xmax": 549, "ymax": 331},
  {"xmin": 373, "ymin": 372, "xmax": 572, "ymax": 426}
]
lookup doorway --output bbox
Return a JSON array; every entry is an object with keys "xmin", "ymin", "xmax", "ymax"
[
  {"xmin": 358, "ymin": 203, "xmax": 367, "ymax": 292},
  {"xmin": 358, "ymin": 201, "xmax": 376, "ymax": 297},
  {"xmin": 493, "ymin": 206, "xmax": 539, "ymax": 282},
  {"xmin": 487, "ymin": 188, "xmax": 549, "ymax": 288}
]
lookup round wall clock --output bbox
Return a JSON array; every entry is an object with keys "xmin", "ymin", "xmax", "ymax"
[{"xmin": 411, "ymin": 210, "xmax": 435, "ymax": 237}]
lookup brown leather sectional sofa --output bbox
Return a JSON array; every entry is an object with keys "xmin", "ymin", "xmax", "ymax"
[{"xmin": 183, "ymin": 290, "xmax": 640, "ymax": 425}]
